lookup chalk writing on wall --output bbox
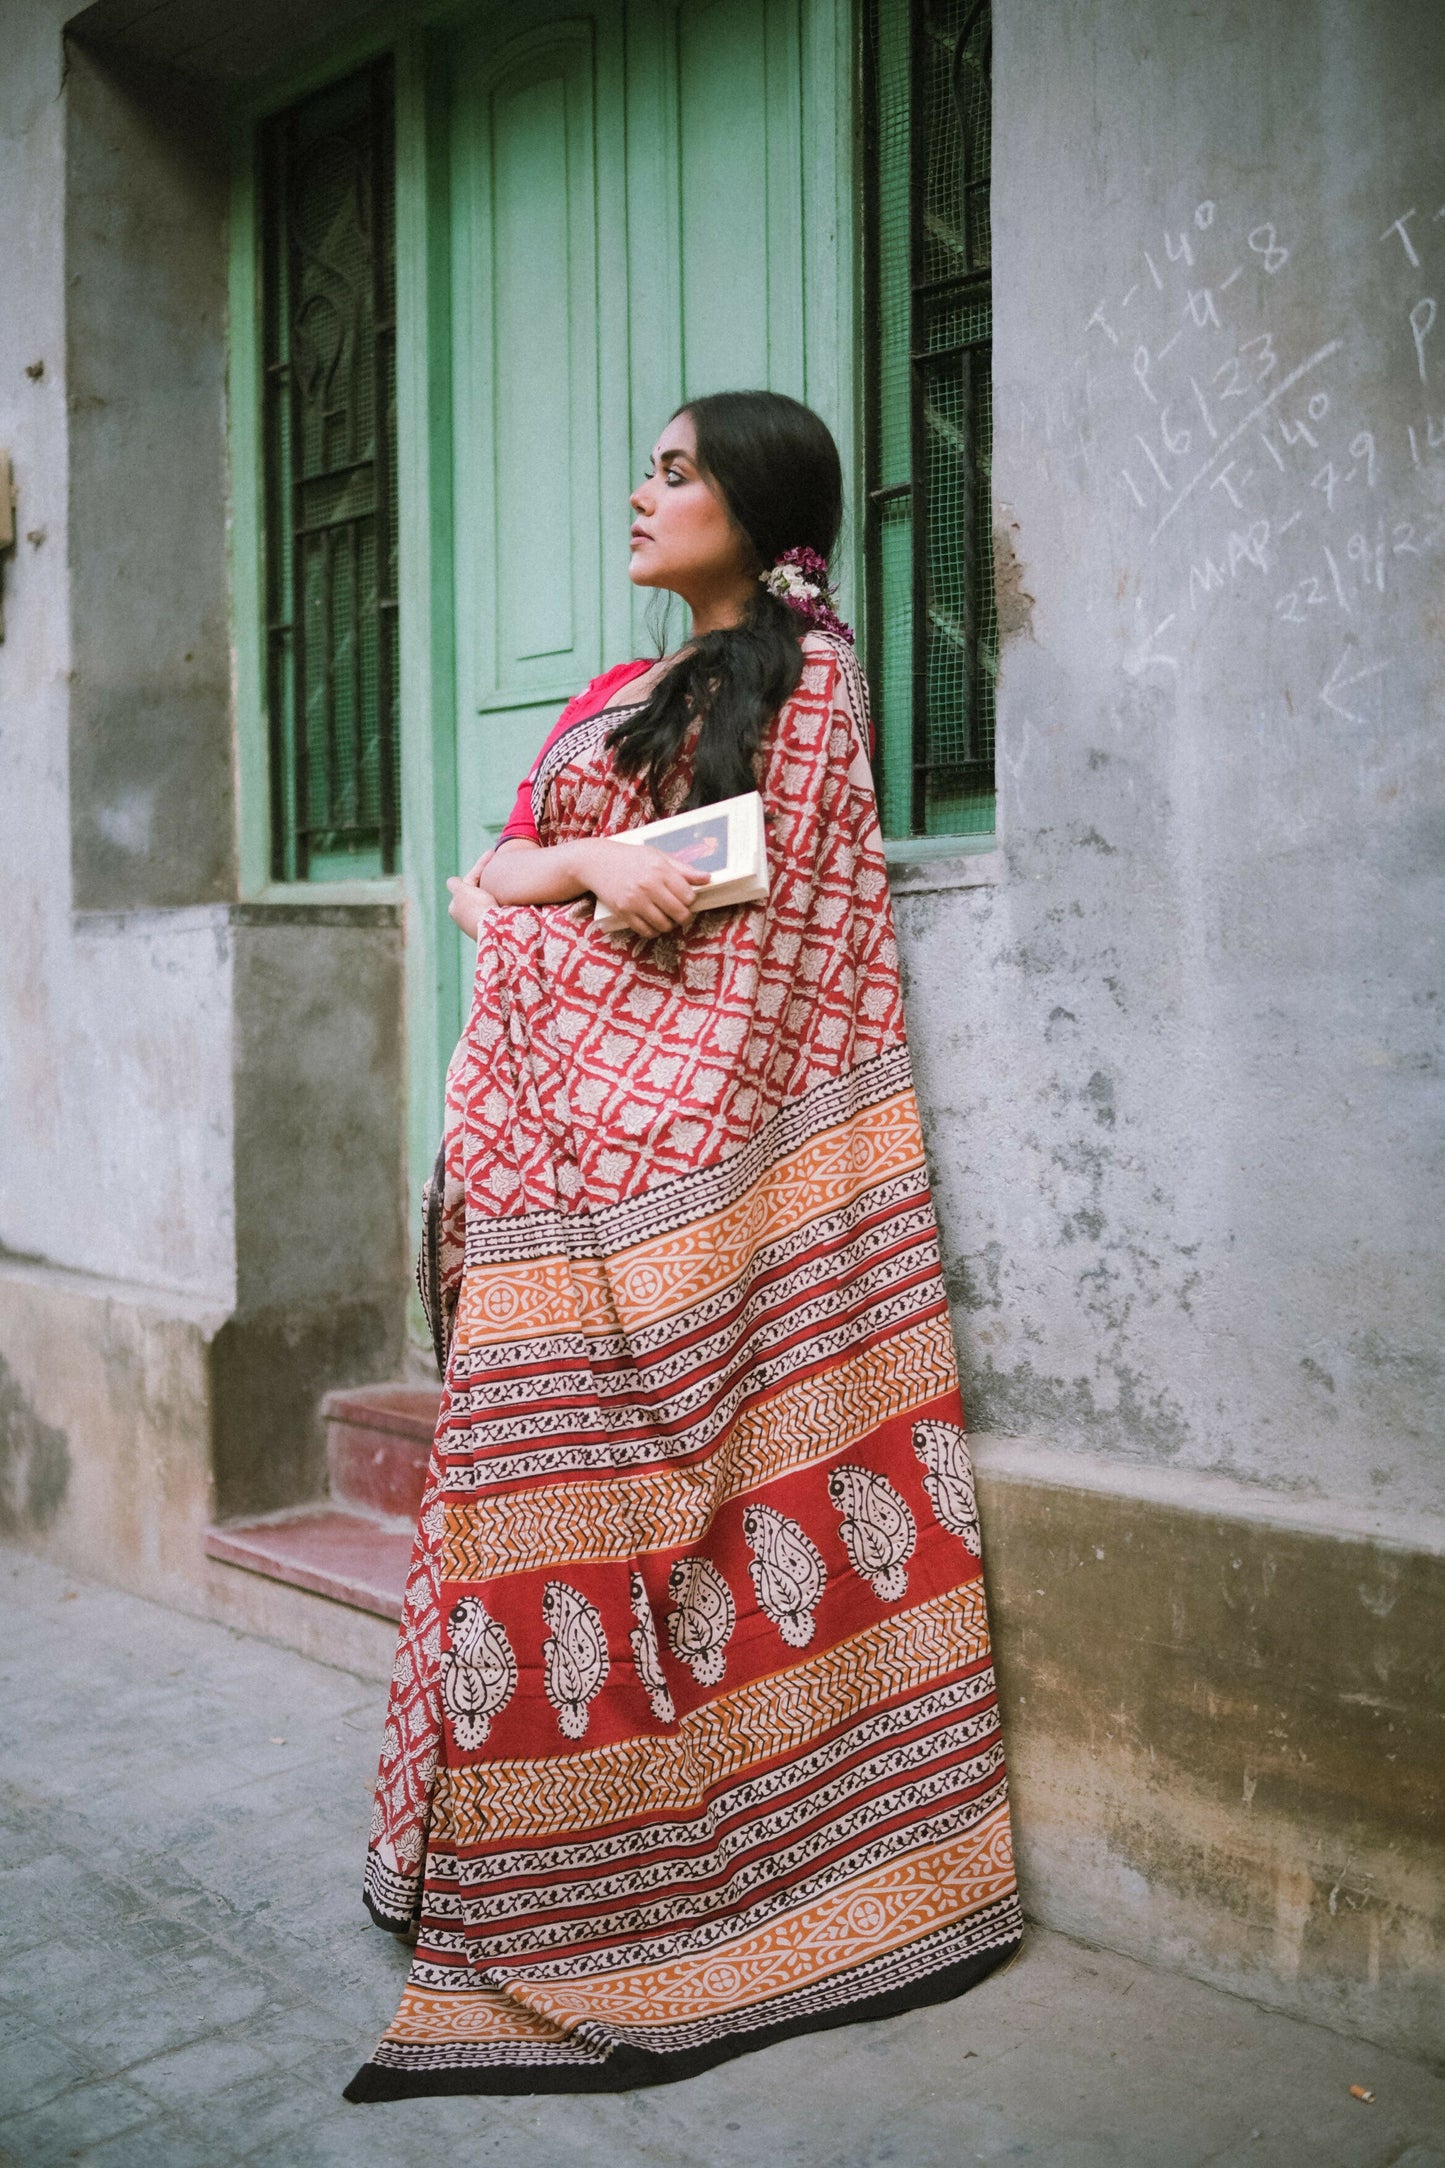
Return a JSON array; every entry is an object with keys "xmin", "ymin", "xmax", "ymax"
[{"xmin": 1034, "ymin": 190, "xmax": 1445, "ymax": 720}]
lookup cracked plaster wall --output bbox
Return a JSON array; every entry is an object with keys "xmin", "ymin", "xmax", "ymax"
[
  {"xmin": 897, "ymin": 0, "xmax": 1445, "ymax": 1523},
  {"xmin": 0, "ymin": 4, "xmax": 239, "ymax": 1303},
  {"xmin": 0, "ymin": 5, "xmax": 406, "ymax": 1555}
]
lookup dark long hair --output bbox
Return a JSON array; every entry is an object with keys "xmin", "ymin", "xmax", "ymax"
[{"xmin": 607, "ymin": 390, "xmax": 845, "ymax": 809}]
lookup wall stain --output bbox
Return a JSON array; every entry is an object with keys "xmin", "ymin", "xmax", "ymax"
[
  {"xmin": 945, "ymin": 1239, "xmax": 1004, "ymax": 1314},
  {"xmin": 0, "ymin": 1355, "xmax": 71, "ymax": 1536},
  {"xmin": 1084, "ymin": 1070, "xmax": 1117, "ymax": 1127},
  {"xmin": 965, "ymin": 1354, "xmax": 1191, "ymax": 1454}
]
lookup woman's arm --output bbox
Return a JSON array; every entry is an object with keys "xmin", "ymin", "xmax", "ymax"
[{"xmin": 447, "ymin": 836, "xmax": 707, "ymax": 940}]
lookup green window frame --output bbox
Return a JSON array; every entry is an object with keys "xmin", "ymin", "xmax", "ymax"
[
  {"xmin": 864, "ymin": 0, "xmax": 995, "ymax": 842},
  {"xmin": 258, "ymin": 58, "xmax": 401, "ymax": 882}
]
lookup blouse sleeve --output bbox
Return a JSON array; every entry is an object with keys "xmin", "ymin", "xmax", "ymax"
[{"xmin": 498, "ymin": 768, "xmax": 543, "ymax": 846}]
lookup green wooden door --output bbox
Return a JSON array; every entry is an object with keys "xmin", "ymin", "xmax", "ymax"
[{"xmin": 444, "ymin": 0, "xmax": 857, "ymax": 1028}]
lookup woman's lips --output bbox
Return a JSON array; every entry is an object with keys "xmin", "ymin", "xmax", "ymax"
[{"xmin": 630, "ymin": 527, "xmax": 650, "ymax": 544}]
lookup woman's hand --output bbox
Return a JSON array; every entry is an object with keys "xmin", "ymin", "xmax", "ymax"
[
  {"xmin": 444, "ymin": 833, "xmax": 706, "ymax": 936},
  {"xmin": 574, "ymin": 839, "xmax": 709, "ymax": 938},
  {"xmin": 447, "ymin": 864, "xmax": 499, "ymax": 941}
]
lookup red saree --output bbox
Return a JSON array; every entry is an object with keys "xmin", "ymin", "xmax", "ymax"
[{"xmin": 348, "ymin": 633, "xmax": 1021, "ymax": 2100}]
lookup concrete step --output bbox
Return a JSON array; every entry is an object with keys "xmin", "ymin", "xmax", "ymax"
[
  {"xmin": 323, "ymin": 1382, "xmax": 441, "ymax": 1521},
  {"xmin": 203, "ymin": 1505, "xmax": 414, "ymax": 1621},
  {"xmin": 204, "ymin": 1382, "xmax": 440, "ymax": 1624}
]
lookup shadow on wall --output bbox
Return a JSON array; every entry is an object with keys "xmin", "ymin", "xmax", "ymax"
[{"xmin": 0, "ymin": 1352, "xmax": 71, "ymax": 1537}]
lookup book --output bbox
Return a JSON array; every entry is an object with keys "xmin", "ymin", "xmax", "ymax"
[{"xmin": 593, "ymin": 789, "xmax": 770, "ymax": 934}]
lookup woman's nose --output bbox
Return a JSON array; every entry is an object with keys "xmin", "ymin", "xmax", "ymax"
[{"xmin": 630, "ymin": 481, "xmax": 652, "ymax": 514}]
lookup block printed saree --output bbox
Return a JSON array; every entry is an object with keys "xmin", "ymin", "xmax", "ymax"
[{"xmin": 347, "ymin": 634, "xmax": 1021, "ymax": 2100}]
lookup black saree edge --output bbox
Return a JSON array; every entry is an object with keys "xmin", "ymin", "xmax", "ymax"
[
  {"xmin": 363, "ymin": 1888, "xmax": 419, "ymax": 1937},
  {"xmin": 341, "ymin": 1928, "xmax": 1023, "ymax": 2103}
]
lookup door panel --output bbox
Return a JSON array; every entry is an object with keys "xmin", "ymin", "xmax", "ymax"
[
  {"xmin": 678, "ymin": 0, "xmax": 805, "ymax": 399},
  {"xmin": 679, "ymin": 0, "xmax": 772, "ymax": 390},
  {"xmin": 494, "ymin": 70, "xmax": 580, "ymax": 668},
  {"xmin": 451, "ymin": 13, "xmax": 613, "ymax": 858}
]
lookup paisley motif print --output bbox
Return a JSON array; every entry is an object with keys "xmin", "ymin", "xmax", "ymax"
[
  {"xmin": 743, "ymin": 1504, "xmax": 826, "ymax": 1647},
  {"xmin": 665, "ymin": 1556, "xmax": 736, "ymax": 1686},
  {"xmin": 628, "ymin": 1570, "xmax": 676, "ymax": 1724},
  {"xmin": 440, "ymin": 1597, "xmax": 517, "ymax": 1752},
  {"xmin": 541, "ymin": 1581, "xmax": 610, "ymax": 1739},
  {"xmin": 828, "ymin": 1463, "xmax": 917, "ymax": 1602},
  {"xmin": 913, "ymin": 1419, "xmax": 982, "ymax": 1555}
]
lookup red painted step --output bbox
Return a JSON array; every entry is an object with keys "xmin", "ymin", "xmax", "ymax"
[
  {"xmin": 204, "ymin": 1382, "xmax": 442, "ymax": 1622},
  {"xmin": 324, "ymin": 1383, "xmax": 441, "ymax": 1521},
  {"xmin": 205, "ymin": 1507, "xmax": 414, "ymax": 1621}
]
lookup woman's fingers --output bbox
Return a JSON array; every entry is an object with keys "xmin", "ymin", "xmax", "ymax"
[
  {"xmin": 642, "ymin": 866, "xmax": 705, "ymax": 932},
  {"xmin": 446, "ymin": 875, "xmax": 492, "ymax": 941},
  {"xmin": 639, "ymin": 852, "xmax": 708, "ymax": 921},
  {"xmin": 585, "ymin": 839, "xmax": 711, "ymax": 938},
  {"xmin": 445, "ymin": 877, "xmax": 473, "ymax": 937}
]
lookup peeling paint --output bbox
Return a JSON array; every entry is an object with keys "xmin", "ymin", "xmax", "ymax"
[{"xmin": 993, "ymin": 518, "xmax": 1035, "ymax": 641}]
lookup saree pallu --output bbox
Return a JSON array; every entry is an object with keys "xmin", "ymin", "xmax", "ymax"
[{"xmin": 347, "ymin": 635, "xmax": 1022, "ymax": 2100}]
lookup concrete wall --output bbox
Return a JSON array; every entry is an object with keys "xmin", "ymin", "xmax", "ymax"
[
  {"xmin": 884, "ymin": 0, "xmax": 1445, "ymax": 2066},
  {"xmin": 66, "ymin": 42, "xmax": 234, "ymax": 914},
  {"xmin": 971, "ymin": 1441, "xmax": 1444, "ymax": 2068},
  {"xmin": 935, "ymin": 0, "xmax": 1445, "ymax": 1522},
  {"xmin": 0, "ymin": 5, "xmax": 408, "ymax": 1595}
]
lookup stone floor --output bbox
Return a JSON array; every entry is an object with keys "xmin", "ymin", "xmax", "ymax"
[{"xmin": 1, "ymin": 1547, "xmax": 1442, "ymax": 2168}]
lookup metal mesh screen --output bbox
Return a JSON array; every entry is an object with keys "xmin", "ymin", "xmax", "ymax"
[
  {"xmin": 261, "ymin": 61, "xmax": 399, "ymax": 881},
  {"xmin": 865, "ymin": 0, "xmax": 995, "ymax": 838}
]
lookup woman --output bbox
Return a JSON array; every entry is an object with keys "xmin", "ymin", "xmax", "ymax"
[{"xmin": 347, "ymin": 391, "xmax": 1021, "ymax": 2102}]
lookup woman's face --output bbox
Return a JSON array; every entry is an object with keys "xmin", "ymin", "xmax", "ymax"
[{"xmin": 629, "ymin": 411, "xmax": 755, "ymax": 614}]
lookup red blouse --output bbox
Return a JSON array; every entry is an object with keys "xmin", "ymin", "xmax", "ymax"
[{"xmin": 497, "ymin": 661, "xmax": 653, "ymax": 845}]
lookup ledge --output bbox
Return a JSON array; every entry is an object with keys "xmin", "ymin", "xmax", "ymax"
[
  {"xmin": 884, "ymin": 841, "xmax": 1003, "ymax": 896},
  {"xmin": 0, "ymin": 1244, "xmax": 232, "ymax": 1325},
  {"xmin": 72, "ymin": 893, "xmax": 403, "ymax": 935},
  {"xmin": 969, "ymin": 1432, "xmax": 1445, "ymax": 1557},
  {"xmin": 233, "ymin": 886, "xmax": 403, "ymax": 926}
]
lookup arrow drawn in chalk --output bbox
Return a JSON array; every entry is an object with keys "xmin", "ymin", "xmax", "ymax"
[
  {"xmin": 1319, "ymin": 646, "xmax": 1391, "ymax": 726},
  {"xmin": 1123, "ymin": 605, "xmax": 1179, "ymax": 681}
]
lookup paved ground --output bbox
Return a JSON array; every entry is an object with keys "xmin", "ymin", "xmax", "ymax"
[{"xmin": 1, "ymin": 1548, "xmax": 1442, "ymax": 2168}]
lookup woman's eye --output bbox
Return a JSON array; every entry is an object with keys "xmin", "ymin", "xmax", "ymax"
[{"xmin": 665, "ymin": 467, "xmax": 686, "ymax": 486}]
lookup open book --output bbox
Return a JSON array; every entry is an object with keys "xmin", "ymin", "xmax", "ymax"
[{"xmin": 594, "ymin": 790, "xmax": 770, "ymax": 934}]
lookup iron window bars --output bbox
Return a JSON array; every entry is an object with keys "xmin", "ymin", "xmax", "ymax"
[
  {"xmin": 864, "ymin": 0, "xmax": 996, "ymax": 837},
  {"xmin": 260, "ymin": 59, "xmax": 400, "ymax": 881}
]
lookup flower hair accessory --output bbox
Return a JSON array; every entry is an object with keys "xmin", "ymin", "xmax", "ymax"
[{"xmin": 760, "ymin": 546, "xmax": 855, "ymax": 646}]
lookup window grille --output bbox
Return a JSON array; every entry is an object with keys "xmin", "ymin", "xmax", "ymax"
[
  {"xmin": 260, "ymin": 60, "xmax": 399, "ymax": 881},
  {"xmin": 864, "ymin": 0, "xmax": 995, "ymax": 839}
]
